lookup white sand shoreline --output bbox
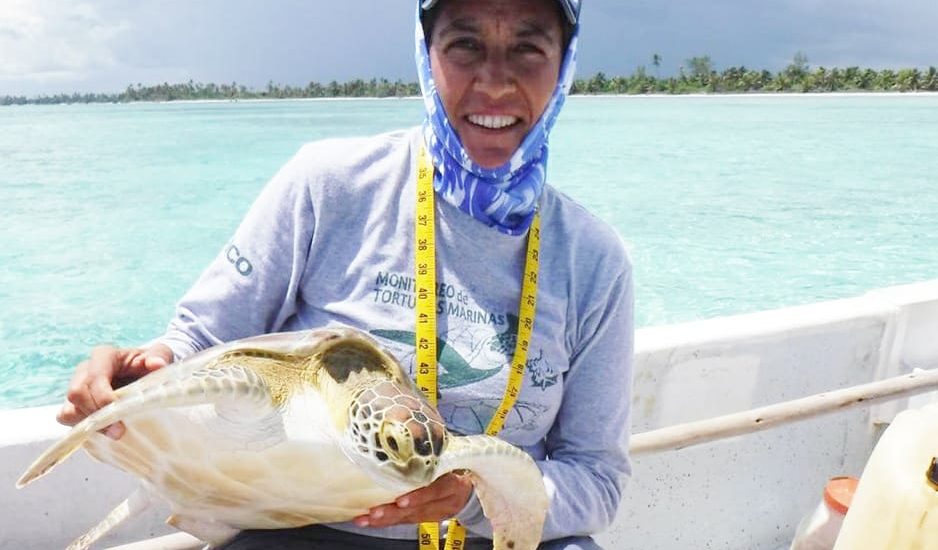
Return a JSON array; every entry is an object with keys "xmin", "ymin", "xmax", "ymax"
[
  {"xmin": 569, "ymin": 90, "xmax": 938, "ymax": 99},
  {"xmin": 6, "ymin": 90, "xmax": 937, "ymax": 107},
  {"xmin": 154, "ymin": 90, "xmax": 938, "ymax": 105}
]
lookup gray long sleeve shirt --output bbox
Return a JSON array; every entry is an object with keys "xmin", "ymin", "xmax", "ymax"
[{"xmin": 156, "ymin": 127, "xmax": 634, "ymax": 541}]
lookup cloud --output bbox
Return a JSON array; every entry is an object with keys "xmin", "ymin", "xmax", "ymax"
[
  {"xmin": 0, "ymin": 0, "xmax": 130, "ymax": 81},
  {"xmin": 2, "ymin": 0, "xmax": 936, "ymax": 97},
  {"xmin": 575, "ymin": 0, "xmax": 938, "ymax": 79}
]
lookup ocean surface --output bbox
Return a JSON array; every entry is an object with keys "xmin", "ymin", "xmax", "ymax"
[{"xmin": 2, "ymin": 94, "xmax": 937, "ymax": 409}]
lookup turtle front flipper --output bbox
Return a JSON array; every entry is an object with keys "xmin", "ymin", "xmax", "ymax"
[
  {"xmin": 16, "ymin": 363, "xmax": 277, "ymax": 488},
  {"xmin": 437, "ymin": 435, "xmax": 548, "ymax": 550}
]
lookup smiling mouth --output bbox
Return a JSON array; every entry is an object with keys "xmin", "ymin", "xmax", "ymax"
[{"xmin": 466, "ymin": 114, "xmax": 520, "ymax": 130}]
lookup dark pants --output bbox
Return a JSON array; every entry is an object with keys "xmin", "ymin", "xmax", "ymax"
[{"xmin": 219, "ymin": 524, "xmax": 602, "ymax": 550}]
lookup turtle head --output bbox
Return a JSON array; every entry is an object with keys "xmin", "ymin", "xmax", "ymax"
[
  {"xmin": 344, "ymin": 380, "xmax": 448, "ymax": 489},
  {"xmin": 306, "ymin": 328, "xmax": 448, "ymax": 489}
]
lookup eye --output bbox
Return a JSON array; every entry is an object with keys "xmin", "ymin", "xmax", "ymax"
[
  {"xmin": 443, "ymin": 36, "xmax": 484, "ymax": 65},
  {"xmin": 514, "ymin": 42, "xmax": 549, "ymax": 61},
  {"xmin": 515, "ymin": 42, "xmax": 543, "ymax": 54},
  {"xmin": 444, "ymin": 37, "xmax": 483, "ymax": 63},
  {"xmin": 449, "ymin": 37, "xmax": 480, "ymax": 51}
]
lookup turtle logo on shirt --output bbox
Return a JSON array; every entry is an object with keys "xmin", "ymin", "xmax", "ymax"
[
  {"xmin": 370, "ymin": 329, "xmax": 502, "ymax": 388},
  {"xmin": 372, "ymin": 311, "xmax": 558, "ymax": 391},
  {"xmin": 526, "ymin": 349, "xmax": 558, "ymax": 390},
  {"xmin": 371, "ymin": 323, "xmax": 558, "ymax": 434},
  {"xmin": 441, "ymin": 398, "xmax": 551, "ymax": 435},
  {"xmin": 485, "ymin": 314, "xmax": 519, "ymax": 356}
]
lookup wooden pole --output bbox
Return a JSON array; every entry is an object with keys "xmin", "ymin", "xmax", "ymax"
[{"xmin": 630, "ymin": 368, "xmax": 938, "ymax": 456}]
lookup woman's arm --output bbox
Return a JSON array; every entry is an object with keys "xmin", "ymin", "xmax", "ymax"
[{"xmin": 157, "ymin": 148, "xmax": 318, "ymax": 360}]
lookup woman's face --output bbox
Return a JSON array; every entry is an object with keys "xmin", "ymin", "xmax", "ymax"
[{"xmin": 428, "ymin": 0, "xmax": 565, "ymax": 169}]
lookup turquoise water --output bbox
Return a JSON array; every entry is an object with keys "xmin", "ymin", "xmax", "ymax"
[{"xmin": 2, "ymin": 95, "xmax": 937, "ymax": 409}]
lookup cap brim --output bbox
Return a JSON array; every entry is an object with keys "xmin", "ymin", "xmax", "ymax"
[{"xmin": 420, "ymin": 0, "xmax": 578, "ymax": 24}]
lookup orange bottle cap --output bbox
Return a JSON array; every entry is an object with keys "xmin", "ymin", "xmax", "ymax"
[{"xmin": 824, "ymin": 476, "xmax": 859, "ymax": 515}]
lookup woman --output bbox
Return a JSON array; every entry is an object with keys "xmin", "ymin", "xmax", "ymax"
[{"xmin": 58, "ymin": 0, "xmax": 633, "ymax": 548}]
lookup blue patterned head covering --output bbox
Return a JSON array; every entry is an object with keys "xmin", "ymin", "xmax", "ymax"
[{"xmin": 415, "ymin": 0, "xmax": 580, "ymax": 235}]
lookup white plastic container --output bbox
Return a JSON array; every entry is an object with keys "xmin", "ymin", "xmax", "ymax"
[
  {"xmin": 833, "ymin": 403, "xmax": 938, "ymax": 549},
  {"xmin": 789, "ymin": 476, "xmax": 858, "ymax": 550}
]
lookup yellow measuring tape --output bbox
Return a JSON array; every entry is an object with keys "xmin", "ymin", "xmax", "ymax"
[
  {"xmin": 414, "ymin": 146, "xmax": 441, "ymax": 550},
  {"xmin": 414, "ymin": 146, "xmax": 540, "ymax": 549}
]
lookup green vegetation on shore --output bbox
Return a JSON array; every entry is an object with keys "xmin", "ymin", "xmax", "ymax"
[
  {"xmin": 3, "ymin": 54, "xmax": 936, "ymax": 106},
  {"xmin": 576, "ymin": 55, "xmax": 938, "ymax": 95}
]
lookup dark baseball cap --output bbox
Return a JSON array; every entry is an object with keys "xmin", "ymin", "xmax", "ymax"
[{"xmin": 420, "ymin": 0, "xmax": 581, "ymax": 25}]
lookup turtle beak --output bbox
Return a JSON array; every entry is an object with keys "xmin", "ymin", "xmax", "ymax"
[
  {"xmin": 408, "ymin": 411, "xmax": 447, "ymax": 460},
  {"xmin": 380, "ymin": 413, "xmax": 448, "ymax": 484}
]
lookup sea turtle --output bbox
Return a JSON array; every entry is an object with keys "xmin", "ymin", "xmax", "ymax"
[{"xmin": 17, "ymin": 327, "xmax": 548, "ymax": 550}]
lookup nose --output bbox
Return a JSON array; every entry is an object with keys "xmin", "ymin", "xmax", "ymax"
[{"xmin": 475, "ymin": 54, "xmax": 515, "ymax": 100}]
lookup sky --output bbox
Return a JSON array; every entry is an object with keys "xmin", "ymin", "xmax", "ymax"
[{"xmin": 1, "ymin": 0, "xmax": 936, "ymax": 97}]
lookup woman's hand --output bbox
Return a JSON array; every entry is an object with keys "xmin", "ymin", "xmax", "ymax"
[
  {"xmin": 56, "ymin": 344, "xmax": 173, "ymax": 438},
  {"xmin": 353, "ymin": 472, "xmax": 474, "ymax": 528}
]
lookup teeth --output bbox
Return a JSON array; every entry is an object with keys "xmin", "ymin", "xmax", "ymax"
[{"xmin": 467, "ymin": 114, "xmax": 518, "ymax": 129}]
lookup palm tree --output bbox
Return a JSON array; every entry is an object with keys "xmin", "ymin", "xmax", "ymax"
[
  {"xmin": 877, "ymin": 69, "xmax": 898, "ymax": 90},
  {"xmin": 786, "ymin": 51, "xmax": 809, "ymax": 80},
  {"xmin": 859, "ymin": 69, "xmax": 876, "ymax": 90},
  {"xmin": 587, "ymin": 72, "xmax": 608, "ymax": 94},
  {"xmin": 685, "ymin": 56, "xmax": 713, "ymax": 85},
  {"xmin": 925, "ymin": 67, "xmax": 938, "ymax": 91},
  {"xmin": 843, "ymin": 67, "xmax": 861, "ymax": 90},
  {"xmin": 897, "ymin": 68, "xmax": 921, "ymax": 92}
]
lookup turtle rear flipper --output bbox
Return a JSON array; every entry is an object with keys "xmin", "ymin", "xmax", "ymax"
[
  {"xmin": 167, "ymin": 514, "xmax": 239, "ymax": 548},
  {"xmin": 437, "ymin": 435, "xmax": 548, "ymax": 550},
  {"xmin": 67, "ymin": 485, "xmax": 153, "ymax": 550},
  {"xmin": 16, "ymin": 364, "xmax": 275, "ymax": 488}
]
